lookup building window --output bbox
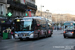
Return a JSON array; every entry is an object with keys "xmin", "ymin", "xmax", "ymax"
[
  {"xmin": 12, "ymin": 0, "xmax": 20, "ymax": 3},
  {"xmin": 32, "ymin": 0, "xmax": 35, "ymax": 2}
]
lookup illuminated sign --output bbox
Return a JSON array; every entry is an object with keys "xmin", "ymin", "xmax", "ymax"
[
  {"xmin": 7, "ymin": 12, "xmax": 12, "ymax": 17},
  {"xmin": 25, "ymin": 13, "xmax": 27, "ymax": 16},
  {"xmin": 1, "ymin": 21, "xmax": 5, "ymax": 23},
  {"xmin": 17, "ymin": 19, "xmax": 20, "ymax": 22}
]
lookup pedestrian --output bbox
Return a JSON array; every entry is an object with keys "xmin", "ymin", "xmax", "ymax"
[
  {"xmin": 11, "ymin": 31, "xmax": 13, "ymax": 39},
  {"xmin": 11, "ymin": 27, "xmax": 14, "ymax": 39},
  {"xmin": 6, "ymin": 27, "xmax": 11, "ymax": 39}
]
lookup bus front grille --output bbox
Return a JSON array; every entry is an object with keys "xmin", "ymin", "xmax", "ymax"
[{"xmin": 18, "ymin": 33, "xmax": 30, "ymax": 36}]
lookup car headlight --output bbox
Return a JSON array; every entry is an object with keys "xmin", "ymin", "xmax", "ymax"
[{"xmin": 15, "ymin": 34, "xmax": 18, "ymax": 36}]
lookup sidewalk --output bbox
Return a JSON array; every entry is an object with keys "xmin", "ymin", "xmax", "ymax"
[
  {"xmin": 2, "ymin": 38, "xmax": 15, "ymax": 41},
  {"xmin": 0, "ymin": 39, "xmax": 16, "ymax": 45},
  {"xmin": 0, "ymin": 37, "xmax": 15, "ymax": 42}
]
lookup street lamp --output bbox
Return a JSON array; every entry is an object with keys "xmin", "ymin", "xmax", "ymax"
[
  {"xmin": 46, "ymin": 10, "xmax": 49, "ymax": 19},
  {"xmin": 41, "ymin": 6, "xmax": 44, "ymax": 16},
  {"xmin": 56, "ymin": 14, "xmax": 59, "ymax": 31},
  {"xmin": 46, "ymin": 10, "xmax": 52, "ymax": 24}
]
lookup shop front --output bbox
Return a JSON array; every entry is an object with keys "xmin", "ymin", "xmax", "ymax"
[{"xmin": 25, "ymin": 2, "xmax": 37, "ymax": 17}]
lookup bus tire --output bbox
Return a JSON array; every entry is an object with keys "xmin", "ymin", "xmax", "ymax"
[
  {"xmin": 46, "ymin": 32, "xmax": 48, "ymax": 37},
  {"xmin": 64, "ymin": 35, "xmax": 66, "ymax": 38},
  {"xmin": 37, "ymin": 33, "xmax": 40, "ymax": 39},
  {"xmin": 49, "ymin": 34, "xmax": 52, "ymax": 37},
  {"xmin": 49, "ymin": 33, "xmax": 52, "ymax": 37},
  {"xmin": 45, "ymin": 33, "xmax": 47, "ymax": 38}
]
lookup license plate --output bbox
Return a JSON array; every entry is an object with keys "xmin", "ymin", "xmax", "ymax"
[
  {"xmin": 24, "ymin": 34, "xmax": 27, "ymax": 36},
  {"xmin": 25, "ymin": 34, "xmax": 27, "ymax": 36}
]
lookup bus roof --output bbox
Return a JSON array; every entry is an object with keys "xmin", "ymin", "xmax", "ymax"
[
  {"xmin": 15, "ymin": 17, "xmax": 46, "ymax": 20},
  {"xmin": 64, "ymin": 21, "xmax": 75, "ymax": 23}
]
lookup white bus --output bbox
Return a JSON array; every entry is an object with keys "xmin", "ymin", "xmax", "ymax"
[{"xmin": 13, "ymin": 17, "xmax": 53, "ymax": 40}]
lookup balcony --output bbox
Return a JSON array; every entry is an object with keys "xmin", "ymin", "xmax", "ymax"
[
  {"xmin": 26, "ymin": 0, "xmax": 35, "ymax": 4},
  {"xmin": 7, "ymin": 0, "xmax": 27, "ymax": 11},
  {"xmin": 0, "ymin": 0, "xmax": 7, "ymax": 4},
  {"xmin": 26, "ymin": 2, "xmax": 37, "ymax": 10}
]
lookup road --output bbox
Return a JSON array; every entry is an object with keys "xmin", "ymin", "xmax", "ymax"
[{"xmin": 0, "ymin": 30, "xmax": 75, "ymax": 50}]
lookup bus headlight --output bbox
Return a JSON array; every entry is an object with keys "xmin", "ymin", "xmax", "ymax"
[
  {"xmin": 30, "ymin": 33, "xmax": 34, "ymax": 38},
  {"xmin": 15, "ymin": 34, "xmax": 18, "ymax": 36},
  {"xmin": 30, "ymin": 33, "xmax": 33, "ymax": 35}
]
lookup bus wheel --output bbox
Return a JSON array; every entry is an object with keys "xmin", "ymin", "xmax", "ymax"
[
  {"xmin": 37, "ymin": 33, "xmax": 40, "ymax": 39},
  {"xmin": 49, "ymin": 33, "xmax": 52, "ymax": 37},
  {"xmin": 49, "ymin": 34, "xmax": 52, "ymax": 37},
  {"xmin": 45, "ymin": 33, "xmax": 47, "ymax": 38},
  {"xmin": 64, "ymin": 35, "xmax": 66, "ymax": 38},
  {"xmin": 20, "ymin": 38, "xmax": 23, "ymax": 41}
]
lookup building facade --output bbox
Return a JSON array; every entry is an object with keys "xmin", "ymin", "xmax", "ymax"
[
  {"xmin": 0, "ymin": 0, "xmax": 7, "ymax": 16},
  {"xmin": 25, "ymin": 0, "xmax": 37, "ymax": 17},
  {"xmin": 7, "ymin": 0, "xmax": 27, "ymax": 17},
  {"xmin": 0, "ymin": 0, "xmax": 37, "ymax": 17},
  {"xmin": 35, "ymin": 10, "xmax": 52, "ymax": 23},
  {"xmin": 52, "ymin": 14, "xmax": 72, "ymax": 23}
]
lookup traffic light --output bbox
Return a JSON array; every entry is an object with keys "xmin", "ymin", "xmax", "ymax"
[
  {"xmin": 7, "ymin": 12, "xmax": 12, "ymax": 17},
  {"xmin": 25, "ymin": 13, "xmax": 27, "ymax": 16}
]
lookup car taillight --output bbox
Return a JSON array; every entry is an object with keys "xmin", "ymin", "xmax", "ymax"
[
  {"xmin": 71, "ymin": 32, "xmax": 74, "ymax": 34},
  {"xmin": 64, "ymin": 31, "xmax": 66, "ymax": 33}
]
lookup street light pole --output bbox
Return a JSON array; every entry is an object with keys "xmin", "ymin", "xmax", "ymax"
[
  {"xmin": 56, "ymin": 14, "xmax": 58, "ymax": 31},
  {"xmin": 51, "ymin": 13, "xmax": 52, "ymax": 25},
  {"xmin": 41, "ymin": 6, "xmax": 44, "ymax": 16},
  {"xmin": 46, "ymin": 10, "xmax": 49, "ymax": 19}
]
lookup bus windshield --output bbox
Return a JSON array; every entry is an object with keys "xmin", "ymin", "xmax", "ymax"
[
  {"xmin": 65, "ymin": 25, "xmax": 74, "ymax": 30},
  {"xmin": 23, "ymin": 21, "xmax": 32, "ymax": 31},
  {"xmin": 14, "ymin": 19, "xmax": 33, "ymax": 31}
]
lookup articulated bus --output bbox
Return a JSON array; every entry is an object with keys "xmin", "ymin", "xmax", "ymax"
[
  {"xmin": 14, "ymin": 17, "xmax": 53, "ymax": 40},
  {"xmin": 63, "ymin": 21, "xmax": 75, "ymax": 38}
]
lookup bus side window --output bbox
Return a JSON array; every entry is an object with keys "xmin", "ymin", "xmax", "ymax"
[
  {"xmin": 42, "ymin": 25, "xmax": 46, "ymax": 30},
  {"xmin": 31, "ymin": 19, "xmax": 36, "ymax": 30},
  {"xmin": 35, "ymin": 19, "xmax": 41, "ymax": 30},
  {"xmin": 48, "ymin": 25, "xmax": 52, "ymax": 29},
  {"xmin": 32, "ymin": 19, "xmax": 37, "ymax": 30}
]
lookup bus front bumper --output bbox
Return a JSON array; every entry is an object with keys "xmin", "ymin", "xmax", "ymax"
[{"xmin": 15, "ymin": 34, "xmax": 34, "ymax": 39}]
